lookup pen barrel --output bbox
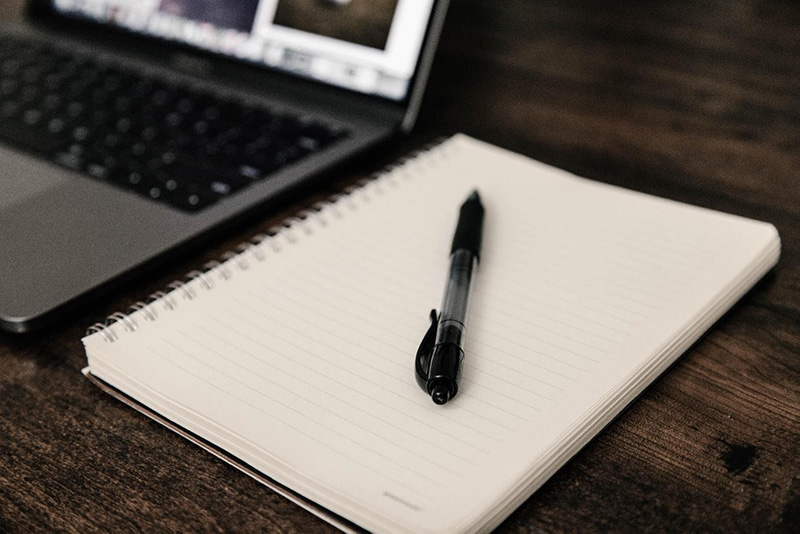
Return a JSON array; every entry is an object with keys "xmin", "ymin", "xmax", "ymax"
[
  {"xmin": 427, "ymin": 249, "xmax": 476, "ymax": 401},
  {"xmin": 436, "ymin": 249, "xmax": 477, "ymax": 345},
  {"xmin": 451, "ymin": 192, "xmax": 484, "ymax": 259}
]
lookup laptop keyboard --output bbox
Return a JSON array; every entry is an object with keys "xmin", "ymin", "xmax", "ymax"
[{"xmin": 0, "ymin": 35, "xmax": 350, "ymax": 212}]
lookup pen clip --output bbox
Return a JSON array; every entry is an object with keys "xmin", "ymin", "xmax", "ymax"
[{"xmin": 415, "ymin": 309, "xmax": 438, "ymax": 391}]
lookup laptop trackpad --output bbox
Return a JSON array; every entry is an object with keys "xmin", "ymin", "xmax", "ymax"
[
  {"xmin": 0, "ymin": 159, "xmax": 185, "ymax": 327},
  {"xmin": 0, "ymin": 147, "xmax": 68, "ymax": 210}
]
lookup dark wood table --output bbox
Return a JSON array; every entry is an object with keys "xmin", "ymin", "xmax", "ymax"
[{"xmin": 2, "ymin": 1, "xmax": 798, "ymax": 532}]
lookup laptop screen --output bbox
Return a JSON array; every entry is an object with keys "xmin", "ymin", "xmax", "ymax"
[{"xmin": 50, "ymin": 0, "xmax": 438, "ymax": 101}]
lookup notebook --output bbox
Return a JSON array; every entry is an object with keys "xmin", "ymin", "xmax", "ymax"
[{"xmin": 82, "ymin": 135, "xmax": 781, "ymax": 533}]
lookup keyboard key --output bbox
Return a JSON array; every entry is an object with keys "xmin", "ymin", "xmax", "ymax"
[
  {"xmin": 0, "ymin": 34, "xmax": 350, "ymax": 213},
  {"xmin": 54, "ymin": 151, "xmax": 84, "ymax": 171},
  {"xmin": 239, "ymin": 165, "xmax": 262, "ymax": 180},
  {"xmin": 163, "ymin": 184, "xmax": 216, "ymax": 212},
  {"xmin": 86, "ymin": 163, "xmax": 110, "ymax": 180},
  {"xmin": 47, "ymin": 118, "xmax": 66, "ymax": 134},
  {"xmin": 23, "ymin": 109, "xmax": 42, "ymax": 126}
]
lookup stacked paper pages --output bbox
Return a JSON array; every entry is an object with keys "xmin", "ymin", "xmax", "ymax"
[{"xmin": 84, "ymin": 135, "xmax": 779, "ymax": 533}]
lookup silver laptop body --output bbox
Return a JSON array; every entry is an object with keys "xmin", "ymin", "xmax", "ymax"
[{"xmin": 0, "ymin": 0, "xmax": 450, "ymax": 332}]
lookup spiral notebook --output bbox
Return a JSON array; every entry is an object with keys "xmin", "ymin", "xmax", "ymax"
[{"xmin": 82, "ymin": 134, "xmax": 780, "ymax": 533}]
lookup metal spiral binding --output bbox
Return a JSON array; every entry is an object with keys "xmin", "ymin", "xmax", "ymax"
[{"xmin": 85, "ymin": 136, "xmax": 453, "ymax": 343}]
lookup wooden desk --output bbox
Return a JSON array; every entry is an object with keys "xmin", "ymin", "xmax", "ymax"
[{"xmin": 2, "ymin": 1, "xmax": 798, "ymax": 531}]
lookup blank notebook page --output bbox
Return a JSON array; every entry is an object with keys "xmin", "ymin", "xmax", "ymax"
[{"xmin": 84, "ymin": 135, "xmax": 780, "ymax": 533}]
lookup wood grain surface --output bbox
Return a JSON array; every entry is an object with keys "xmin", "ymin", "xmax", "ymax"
[{"xmin": 1, "ymin": 0, "xmax": 799, "ymax": 532}]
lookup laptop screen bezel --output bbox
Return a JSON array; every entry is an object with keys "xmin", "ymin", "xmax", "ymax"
[{"xmin": 25, "ymin": 0, "xmax": 447, "ymax": 113}]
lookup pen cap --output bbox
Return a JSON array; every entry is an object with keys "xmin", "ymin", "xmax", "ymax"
[{"xmin": 451, "ymin": 191, "xmax": 484, "ymax": 260}]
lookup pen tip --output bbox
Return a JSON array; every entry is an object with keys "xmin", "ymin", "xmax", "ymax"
[
  {"xmin": 467, "ymin": 190, "xmax": 481, "ymax": 203},
  {"xmin": 431, "ymin": 385, "xmax": 450, "ymax": 405}
]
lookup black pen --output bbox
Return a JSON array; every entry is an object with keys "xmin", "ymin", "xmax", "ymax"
[{"xmin": 415, "ymin": 190, "xmax": 485, "ymax": 405}]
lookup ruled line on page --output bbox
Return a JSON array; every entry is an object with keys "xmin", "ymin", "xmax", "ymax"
[
  {"xmin": 157, "ymin": 340, "xmax": 451, "ymax": 488},
  {"xmin": 477, "ymin": 261, "xmax": 658, "ymax": 319},
  {"xmin": 147, "ymin": 345, "xmax": 435, "ymax": 496},
  {"xmin": 179, "ymin": 326, "xmax": 486, "ymax": 464},
  {"xmin": 393, "ymin": 170, "xmax": 700, "ymax": 255},
  {"xmin": 467, "ymin": 334, "xmax": 591, "ymax": 373},
  {"xmin": 473, "ymin": 287, "xmax": 636, "ymax": 337},
  {"xmin": 491, "ymin": 255, "xmax": 667, "ymax": 310},
  {"xmin": 464, "ymin": 356, "xmax": 566, "ymax": 394},
  {"xmin": 470, "ymin": 296, "xmax": 627, "ymax": 346},
  {"xmin": 475, "ymin": 273, "xmax": 651, "ymax": 326},
  {"xmin": 327, "ymin": 222, "xmax": 684, "ymax": 297},
  {"xmin": 230, "ymin": 196, "xmax": 677, "ymax": 416},
  {"xmin": 229, "ymin": 298, "xmax": 412, "ymax": 378},
  {"xmin": 243, "ymin": 287, "xmax": 419, "ymax": 353},
  {"xmin": 471, "ymin": 309, "xmax": 615, "ymax": 357},
  {"xmin": 505, "ymin": 212, "xmax": 711, "ymax": 272},
  {"xmin": 224, "ymin": 299, "xmax": 523, "ymax": 434},
  {"xmin": 266, "ymin": 254, "xmax": 636, "ymax": 359},
  {"xmin": 211, "ymin": 307, "xmax": 513, "ymax": 443},
  {"xmin": 496, "ymin": 241, "xmax": 685, "ymax": 296},
  {"xmin": 232, "ymin": 295, "xmax": 571, "ymax": 421},
  {"xmin": 275, "ymin": 259, "xmax": 640, "ymax": 340},
  {"xmin": 265, "ymin": 281, "xmax": 428, "ymax": 344},
  {"xmin": 167, "ymin": 334, "xmax": 473, "ymax": 476},
  {"xmin": 212, "ymin": 309, "xmax": 520, "ymax": 447},
  {"xmin": 329, "ymin": 182, "xmax": 700, "ymax": 268},
  {"xmin": 264, "ymin": 275, "xmax": 578, "ymax": 396},
  {"xmin": 282, "ymin": 217, "xmax": 664, "ymax": 326},
  {"xmin": 465, "ymin": 341, "xmax": 574, "ymax": 392},
  {"xmin": 333, "ymin": 186, "xmax": 712, "ymax": 279},
  {"xmin": 268, "ymin": 271, "xmax": 426, "ymax": 333},
  {"xmin": 490, "ymin": 186, "xmax": 723, "ymax": 263},
  {"xmin": 459, "ymin": 378, "xmax": 544, "ymax": 414},
  {"xmin": 275, "ymin": 247, "xmax": 633, "ymax": 352},
  {"xmin": 233, "ymin": 290, "xmax": 554, "ymax": 418},
  {"xmin": 466, "ymin": 338, "xmax": 580, "ymax": 382},
  {"xmin": 196, "ymin": 319, "xmax": 493, "ymax": 456},
  {"xmin": 344, "ymin": 193, "xmax": 712, "ymax": 302},
  {"xmin": 180, "ymin": 332, "xmax": 486, "ymax": 461},
  {"xmin": 458, "ymin": 376, "xmax": 545, "ymax": 413},
  {"xmin": 259, "ymin": 258, "xmax": 601, "ymax": 386},
  {"xmin": 297, "ymin": 231, "xmax": 663, "ymax": 323},
  {"xmin": 233, "ymin": 281, "xmax": 544, "ymax": 421}
]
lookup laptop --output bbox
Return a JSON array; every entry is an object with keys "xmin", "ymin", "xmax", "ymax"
[{"xmin": 0, "ymin": 0, "xmax": 450, "ymax": 333}]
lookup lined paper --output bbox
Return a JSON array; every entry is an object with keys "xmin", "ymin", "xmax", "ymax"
[{"xmin": 84, "ymin": 135, "xmax": 779, "ymax": 533}]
